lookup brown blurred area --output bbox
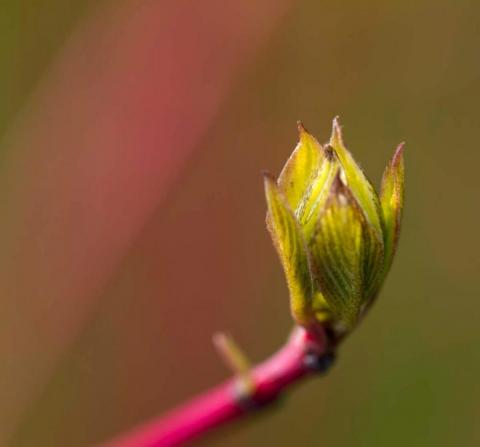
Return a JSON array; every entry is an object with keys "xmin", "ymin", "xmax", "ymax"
[{"xmin": 1, "ymin": 0, "xmax": 479, "ymax": 446}]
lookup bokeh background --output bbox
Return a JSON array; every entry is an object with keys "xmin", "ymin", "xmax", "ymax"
[{"xmin": 1, "ymin": 1, "xmax": 479, "ymax": 446}]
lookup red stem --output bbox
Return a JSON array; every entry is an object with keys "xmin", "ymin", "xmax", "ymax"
[{"xmin": 103, "ymin": 326, "xmax": 329, "ymax": 447}]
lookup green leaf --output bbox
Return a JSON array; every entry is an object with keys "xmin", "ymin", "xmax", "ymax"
[
  {"xmin": 329, "ymin": 117, "xmax": 384, "ymax": 243},
  {"xmin": 361, "ymin": 210, "xmax": 386, "ymax": 302},
  {"xmin": 309, "ymin": 175, "xmax": 383, "ymax": 330},
  {"xmin": 278, "ymin": 123, "xmax": 341, "ymax": 243},
  {"xmin": 297, "ymin": 150, "xmax": 340, "ymax": 243},
  {"xmin": 264, "ymin": 173, "xmax": 314, "ymax": 325},
  {"xmin": 380, "ymin": 143, "xmax": 405, "ymax": 273},
  {"xmin": 278, "ymin": 122, "xmax": 325, "ymax": 213}
]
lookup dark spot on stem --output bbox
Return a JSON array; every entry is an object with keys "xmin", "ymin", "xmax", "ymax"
[{"xmin": 304, "ymin": 351, "xmax": 336, "ymax": 374}]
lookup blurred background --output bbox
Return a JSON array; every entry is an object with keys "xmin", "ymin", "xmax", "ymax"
[{"xmin": 1, "ymin": 0, "xmax": 479, "ymax": 446}]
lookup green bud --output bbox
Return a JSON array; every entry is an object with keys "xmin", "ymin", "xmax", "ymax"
[{"xmin": 264, "ymin": 118, "xmax": 405, "ymax": 335}]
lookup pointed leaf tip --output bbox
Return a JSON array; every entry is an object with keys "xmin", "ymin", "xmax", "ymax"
[
  {"xmin": 380, "ymin": 142, "xmax": 405, "ymax": 276},
  {"xmin": 262, "ymin": 170, "xmax": 276, "ymax": 183},
  {"xmin": 331, "ymin": 116, "xmax": 343, "ymax": 141},
  {"xmin": 392, "ymin": 142, "xmax": 405, "ymax": 167},
  {"xmin": 277, "ymin": 123, "xmax": 325, "ymax": 213},
  {"xmin": 297, "ymin": 120, "xmax": 307, "ymax": 134}
]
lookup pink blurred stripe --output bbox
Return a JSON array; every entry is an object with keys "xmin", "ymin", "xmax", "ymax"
[{"xmin": 0, "ymin": 0, "xmax": 291, "ymax": 443}]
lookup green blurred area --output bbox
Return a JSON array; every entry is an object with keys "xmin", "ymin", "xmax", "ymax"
[
  {"xmin": 2, "ymin": 0, "xmax": 479, "ymax": 446},
  {"xmin": 0, "ymin": 0, "xmax": 92, "ymax": 137}
]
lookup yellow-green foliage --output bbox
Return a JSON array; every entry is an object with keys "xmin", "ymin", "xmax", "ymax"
[{"xmin": 264, "ymin": 119, "xmax": 405, "ymax": 334}]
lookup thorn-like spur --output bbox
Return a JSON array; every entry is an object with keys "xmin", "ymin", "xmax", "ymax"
[{"xmin": 213, "ymin": 332, "xmax": 255, "ymax": 398}]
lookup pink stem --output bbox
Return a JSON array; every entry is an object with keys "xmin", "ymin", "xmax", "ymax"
[{"xmin": 104, "ymin": 326, "xmax": 330, "ymax": 447}]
